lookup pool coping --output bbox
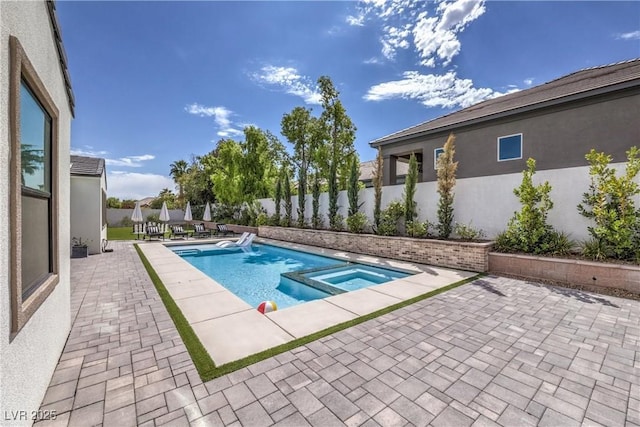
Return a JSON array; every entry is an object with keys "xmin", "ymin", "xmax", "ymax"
[{"xmin": 137, "ymin": 237, "xmax": 477, "ymax": 367}]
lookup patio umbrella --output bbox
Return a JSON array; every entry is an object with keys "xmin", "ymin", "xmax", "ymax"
[
  {"xmin": 131, "ymin": 201, "xmax": 144, "ymax": 239},
  {"xmin": 159, "ymin": 201, "xmax": 170, "ymax": 233},
  {"xmin": 203, "ymin": 202, "xmax": 212, "ymax": 222},
  {"xmin": 184, "ymin": 201, "xmax": 193, "ymax": 223}
]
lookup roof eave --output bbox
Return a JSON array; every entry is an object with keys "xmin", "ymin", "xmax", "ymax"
[{"xmin": 370, "ymin": 79, "xmax": 640, "ymax": 148}]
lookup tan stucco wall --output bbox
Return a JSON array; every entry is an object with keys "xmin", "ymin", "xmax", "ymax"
[
  {"xmin": 0, "ymin": 2, "xmax": 72, "ymax": 424},
  {"xmin": 71, "ymin": 176, "xmax": 104, "ymax": 255}
]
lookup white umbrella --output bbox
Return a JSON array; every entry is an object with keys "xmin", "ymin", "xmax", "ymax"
[
  {"xmin": 159, "ymin": 201, "xmax": 170, "ymax": 222},
  {"xmin": 131, "ymin": 201, "xmax": 143, "ymax": 223},
  {"xmin": 203, "ymin": 202, "xmax": 212, "ymax": 222},
  {"xmin": 184, "ymin": 201, "xmax": 193, "ymax": 222}
]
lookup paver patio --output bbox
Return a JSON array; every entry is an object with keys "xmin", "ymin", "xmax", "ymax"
[{"xmin": 36, "ymin": 241, "xmax": 639, "ymax": 426}]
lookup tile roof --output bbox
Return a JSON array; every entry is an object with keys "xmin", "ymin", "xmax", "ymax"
[
  {"xmin": 70, "ymin": 155, "xmax": 105, "ymax": 177},
  {"xmin": 371, "ymin": 58, "xmax": 640, "ymax": 146}
]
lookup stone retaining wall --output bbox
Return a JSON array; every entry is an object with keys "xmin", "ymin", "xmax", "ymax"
[
  {"xmin": 489, "ymin": 253, "xmax": 640, "ymax": 292},
  {"xmin": 258, "ymin": 226, "xmax": 493, "ymax": 272}
]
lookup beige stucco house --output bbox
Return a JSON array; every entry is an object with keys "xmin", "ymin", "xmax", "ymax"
[
  {"xmin": 0, "ymin": 1, "xmax": 74, "ymax": 424},
  {"xmin": 71, "ymin": 155, "xmax": 108, "ymax": 255}
]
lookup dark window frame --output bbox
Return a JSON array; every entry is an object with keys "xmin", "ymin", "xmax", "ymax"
[{"xmin": 9, "ymin": 36, "xmax": 60, "ymax": 336}]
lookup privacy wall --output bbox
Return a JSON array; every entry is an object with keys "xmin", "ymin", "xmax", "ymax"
[{"xmin": 258, "ymin": 163, "xmax": 638, "ymax": 242}]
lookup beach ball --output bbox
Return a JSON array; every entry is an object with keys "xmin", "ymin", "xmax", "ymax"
[{"xmin": 257, "ymin": 301, "xmax": 277, "ymax": 314}]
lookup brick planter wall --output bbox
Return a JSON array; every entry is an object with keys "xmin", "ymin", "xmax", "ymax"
[
  {"xmin": 258, "ymin": 226, "xmax": 493, "ymax": 272},
  {"xmin": 489, "ymin": 253, "xmax": 640, "ymax": 292}
]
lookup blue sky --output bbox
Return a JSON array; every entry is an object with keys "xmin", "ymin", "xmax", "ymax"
[{"xmin": 58, "ymin": 0, "xmax": 640, "ymax": 200}]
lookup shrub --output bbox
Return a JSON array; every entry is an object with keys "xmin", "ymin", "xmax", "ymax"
[
  {"xmin": 577, "ymin": 147, "xmax": 640, "ymax": 262},
  {"xmin": 311, "ymin": 173, "xmax": 321, "ymax": 229},
  {"xmin": 372, "ymin": 148, "xmax": 383, "ymax": 232},
  {"xmin": 453, "ymin": 222, "xmax": 485, "ymax": 241},
  {"xmin": 274, "ymin": 175, "xmax": 282, "ymax": 225},
  {"xmin": 146, "ymin": 213, "xmax": 160, "ymax": 223},
  {"xmin": 437, "ymin": 133, "xmax": 458, "ymax": 238},
  {"xmin": 329, "ymin": 213, "xmax": 344, "ymax": 231},
  {"xmin": 377, "ymin": 201, "xmax": 405, "ymax": 236},
  {"xmin": 283, "ymin": 170, "xmax": 292, "ymax": 227},
  {"xmin": 120, "ymin": 216, "xmax": 134, "ymax": 227},
  {"xmin": 406, "ymin": 220, "xmax": 430, "ymax": 238},
  {"xmin": 346, "ymin": 212, "xmax": 368, "ymax": 234},
  {"xmin": 496, "ymin": 158, "xmax": 571, "ymax": 255}
]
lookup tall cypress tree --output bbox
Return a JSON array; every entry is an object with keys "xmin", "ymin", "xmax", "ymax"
[
  {"xmin": 437, "ymin": 133, "xmax": 458, "ymax": 238},
  {"xmin": 273, "ymin": 174, "xmax": 282, "ymax": 225},
  {"xmin": 404, "ymin": 153, "xmax": 418, "ymax": 225},
  {"xmin": 372, "ymin": 148, "xmax": 383, "ymax": 232},
  {"xmin": 283, "ymin": 170, "xmax": 292, "ymax": 227}
]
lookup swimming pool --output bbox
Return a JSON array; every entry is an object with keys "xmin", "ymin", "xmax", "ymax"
[{"xmin": 170, "ymin": 243, "xmax": 411, "ymax": 309}]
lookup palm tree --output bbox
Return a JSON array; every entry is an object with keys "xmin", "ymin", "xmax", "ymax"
[{"xmin": 170, "ymin": 159, "xmax": 188, "ymax": 209}]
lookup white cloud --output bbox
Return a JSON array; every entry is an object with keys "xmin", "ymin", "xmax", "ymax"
[
  {"xmin": 364, "ymin": 70, "xmax": 516, "ymax": 109},
  {"xmin": 250, "ymin": 66, "xmax": 321, "ymax": 105},
  {"xmin": 524, "ymin": 78, "xmax": 534, "ymax": 86},
  {"xmin": 185, "ymin": 103, "xmax": 244, "ymax": 137},
  {"xmin": 71, "ymin": 147, "xmax": 155, "ymax": 168},
  {"xmin": 107, "ymin": 171, "xmax": 175, "ymax": 200},
  {"xmin": 413, "ymin": 0, "xmax": 486, "ymax": 67},
  {"xmin": 346, "ymin": 14, "xmax": 365, "ymax": 26},
  {"xmin": 616, "ymin": 30, "xmax": 640, "ymax": 40},
  {"xmin": 352, "ymin": 0, "xmax": 484, "ymax": 67},
  {"xmin": 364, "ymin": 57, "xmax": 383, "ymax": 65}
]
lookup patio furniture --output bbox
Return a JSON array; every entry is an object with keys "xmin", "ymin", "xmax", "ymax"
[
  {"xmin": 216, "ymin": 223, "xmax": 233, "ymax": 237},
  {"xmin": 193, "ymin": 223, "xmax": 212, "ymax": 238},
  {"xmin": 145, "ymin": 225, "xmax": 165, "ymax": 241},
  {"xmin": 170, "ymin": 225, "xmax": 190, "ymax": 240},
  {"xmin": 216, "ymin": 233, "xmax": 255, "ymax": 248},
  {"xmin": 215, "ymin": 232, "xmax": 249, "ymax": 247}
]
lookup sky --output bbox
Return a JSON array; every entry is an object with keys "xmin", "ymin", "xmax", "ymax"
[{"xmin": 57, "ymin": 0, "xmax": 640, "ymax": 201}]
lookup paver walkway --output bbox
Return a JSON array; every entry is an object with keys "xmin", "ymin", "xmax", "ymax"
[{"xmin": 37, "ymin": 241, "xmax": 639, "ymax": 426}]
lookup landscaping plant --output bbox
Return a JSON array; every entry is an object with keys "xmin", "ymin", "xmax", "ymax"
[
  {"xmin": 273, "ymin": 174, "xmax": 282, "ymax": 225},
  {"xmin": 404, "ymin": 153, "xmax": 418, "ymax": 225},
  {"xmin": 372, "ymin": 147, "xmax": 383, "ymax": 232},
  {"xmin": 495, "ymin": 158, "xmax": 572, "ymax": 255},
  {"xmin": 437, "ymin": 133, "xmax": 458, "ymax": 238},
  {"xmin": 283, "ymin": 170, "xmax": 292, "ymax": 227},
  {"xmin": 577, "ymin": 147, "xmax": 640, "ymax": 262},
  {"xmin": 453, "ymin": 222, "xmax": 486, "ymax": 241},
  {"xmin": 311, "ymin": 173, "xmax": 322, "ymax": 229},
  {"xmin": 377, "ymin": 201, "xmax": 405, "ymax": 236}
]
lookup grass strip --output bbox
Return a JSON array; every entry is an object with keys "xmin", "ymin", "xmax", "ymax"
[
  {"xmin": 136, "ymin": 241, "xmax": 483, "ymax": 381},
  {"xmin": 134, "ymin": 244, "xmax": 216, "ymax": 378}
]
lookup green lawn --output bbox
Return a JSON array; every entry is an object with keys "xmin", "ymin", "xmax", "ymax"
[{"xmin": 108, "ymin": 226, "xmax": 142, "ymax": 240}]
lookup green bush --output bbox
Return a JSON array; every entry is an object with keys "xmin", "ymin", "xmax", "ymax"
[
  {"xmin": 453, "ymin": 222, "xmax": 485, "ymax": 241},
  {"xmin": 577, "ymin": 147, "xmax": 640, "ymax": 262},
  {"xmin": 346, "ymin": 212, "xmax": 368, "ymax": 234},
  {"xmin": 120, "ymin": 216, "xmax": 134, "ymax": 227},
  {"xmin": 376, "ymin": 201, "xmax": 405, "ymax": 236},
  {"xmin": 406, "ymin": 220, "xmax": 429, "ymax": 238},
  {"xmin": 256, "ymin": 212, "xmax": 269, "ymax": 227},
  {"xmin": 146, "ymin": 213, "xmax": 160, "ymax": 223},
  {"xmin": 495, "ymin": 158, "xmax": 571, "ymax": 255},
  {"xmin": 329, "ymin": 214, "xmax": 344, "ymax": 231}
]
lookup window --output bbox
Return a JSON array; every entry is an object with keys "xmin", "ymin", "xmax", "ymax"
[
  {"xmin": 9, "ymin": 36, "xmax": 60, "ymax": 334},
  {"xmin": 497, "ymin": 134, "xmax": 523, "ymax": 161},
  {"xmin": 434, "ymin": 147, "xmax": 444, "ymax": 169}
]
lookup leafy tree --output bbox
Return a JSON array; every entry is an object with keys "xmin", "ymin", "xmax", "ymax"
[
  {"xmin": 106, "ymin": 197, "xmax": 121, "ymax": 208},
  {"xmin": 181, "ymin": 154, "xmax": 215, "ymax": 208},
  {"xmin": 282, "ymin": 169, "xmax": 292, "ymax": 227},
  {"xmin": 495, "ymin": 158, "xmax": 571, "ymax": 255},
  {"xmin": 206, "ymin": 139, "xmax": 244, "ymax": 209},
  {"xmin": 240, "ymin": 126, "xmax": 276, "ymax": 201},
  {"xmin": 282, "ymin": 106, "xmax": 318, "ymax": 228},
  {"xmin": 372, "ymin": 148, "xmax": 383, "ymax": 232},
  {"xmin": 121, "ymin": 199, "xmax": 137, "ymax": 209},
  {"xmin": 404, "ymin": 153, "xmax": 418, "ymax": 227},
  {"xmin": 273, "ymin": 175, "xmax": 282, "ymax": 225},
  {"xmin": 317, "ymin": 76, "xmax": 356, "ymax": 229},
  {"xmin": 577, "ymin": 147, "xmax": 640, "ymax": 261},
  {"xmin": 150, "ymin": 188, "xmax": 176, "ymax": 209},
  {"xmin": 21, "ymin": 144, "xmax": 45, "ymax": 185},
  {"xmin": 170, "ymin": 159, "xmax": 189, "ymax": 208},
  {"xmin": 436, "ymin": 134, "xmax": 458, "ymax": 238}
]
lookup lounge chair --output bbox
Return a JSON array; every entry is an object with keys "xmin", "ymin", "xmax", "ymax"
[
  {"xmin": 170, "ymin": 225, "xmax": 190, "ymax": 239},
  {"xmin": 215, "ymin": 232, "xmax": 249, "ymax": 247},
  {"xmin": 145, "ymin": 225, "xmax": 165, "ymax": 241},
  {"xmin": 216, "ymin": 223, "xmax": 233, "ymax": 237},
  {"xmin": 193, "ymin": 223, "xmax": 212, "ymax": 238},
  {"xmin": 217, "ymin": 233, "xmax": 255, "ymax": 248}
]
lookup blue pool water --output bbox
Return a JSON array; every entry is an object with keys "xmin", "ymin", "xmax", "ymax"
[
  {"xmin": 173, "ymin": 244, "xmax": 345, "ymax": 309},
  {"xmin": 303, "ymin": 265, "xmax": 409, "ymax": 292}
]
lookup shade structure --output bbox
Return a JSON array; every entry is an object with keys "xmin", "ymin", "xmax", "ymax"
[
  {"xmin": 184, "ymin": 201, "xmax": 193, "ymax": 222},
  {"xmin": 203, "ymin": 202, "xmax": 212, "ymax": 222},
  {"xmin": 131, "ymin": 201, "xmax": 143, "ymax": 223},
  {"xmin": 159, "ymin": 201, "xmax": 171, "ymax": 222}
]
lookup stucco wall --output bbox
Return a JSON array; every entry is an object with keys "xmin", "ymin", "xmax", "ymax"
[
  {"xmin": 258, "ymin": 163, "xmax": 638, "ymax": 242},
  {"xmin": 71, "ymin": 176, "xmax": 102, "ymax": 254},
  {"xmin": 0, "ymin": 2, "xmax": 72, "ymax": 424}
]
